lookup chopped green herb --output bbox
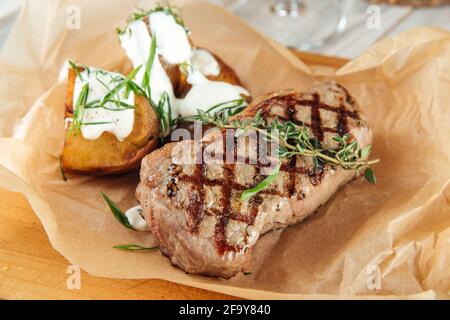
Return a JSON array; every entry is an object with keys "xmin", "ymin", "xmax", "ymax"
[
  {"xmin": 59, "ymin": 157, "xmax": 67, "ymax": 181},
  {"xmin": 153, "ymin": 91, "xmax": 176, "ymax": 138},
  {"xmin": 142, "ymin": 35, "xmax": 157, "ymax": 100},
  {"xmin": 113, "ymin": 244, "xmax": 159, "ymax": 251},
  {"xmin": 99, "ymin": 65, "xmax": 142, "ymax": 107},
  {"xmin": 81, "ymin": 121, "xmax": 114, "ymax": 126},
  {"xmin": 241, "ymin": 163, "xmax": 281, "ymax": 202},
  {"xmin": 364, "ymin": 167, "xmax": 376, "ymax": 185},
  {"xmin": 68, "ymin": 83, "xmax": 89, "ymax": 136},
  {"xmin": 116, "ymin": 27, "xmax": 125, "ymax": 36},
  {"xmin": 101, "ymin": 192, "xmax": 135, "ymax": 230}
]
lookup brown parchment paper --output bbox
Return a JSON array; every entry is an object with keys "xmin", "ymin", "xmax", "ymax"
[{"xmin": 0, "ymin": 0, "xmax": 449, "ymax": 300}]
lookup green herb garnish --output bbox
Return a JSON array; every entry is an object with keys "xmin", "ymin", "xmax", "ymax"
[
  {"xmin": 141, "ymin": 35, "xmax": 157, "ymax": 99},
  {"xmin": 82, "ymin": 121, "xmax": 114, "ymax": 126},
  {"xmin": 68, "ymin": 83, "xmax": 89, "ymax": 136},
  {"xmin": 195, "ymin": 110, "xmax": 380, "ymax": 200},
  {"xmin": 113, "ymin": 244, "xmax": 159, "ymax": 251},
  {"xmin": 153, "ymin": 91, "xmax": 175, "ymax": 138},
  {"xmin": 66, "ymin": 65, "xmax": 143, "ymax": 137},
  {"xmin": 183, "ymin": 98, "xmax": 246, "ymax": 124},
  {"xmin": 59, "ymin": 157, "xmax": 67, "ymax": 181},
  {"xmin": 101, "ymin": 192, "xmax": 135, "ymax": 230},
  {"xmin": 364, "ymin": 167, "xmax": 376, "ymax": 185},
  {"xmin": 99, "ymin": 65, "xmax": 142, "ymax": 107},
  {"xmin": 241, "ymin": 163, "xmax": 281, "ymax": 202},
  {"xmin": 116, "ymin": 27, "xmax": 125, "ymax": 36},
  {"xmin": 68, "ymin": 60, "xmax": 83, "ymax": 80}
]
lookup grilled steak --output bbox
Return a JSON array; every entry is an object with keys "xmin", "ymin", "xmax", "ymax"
[{"xmin": 136, "ymin": 82, "xmax": 372, "ymax": 278}]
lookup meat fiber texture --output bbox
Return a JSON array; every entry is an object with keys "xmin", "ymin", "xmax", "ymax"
[
  {"xmin": 136, "ymin": 82, "xmax": 373, "ymax": 278},
  {"xmin": 0, "ymin": 0, "xmax": 449, "ymax": 299}
]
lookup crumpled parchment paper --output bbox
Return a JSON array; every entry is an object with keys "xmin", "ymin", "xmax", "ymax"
[{"xmin": 0, "ymin": 0, "xmax": 449, "ymax": 299}]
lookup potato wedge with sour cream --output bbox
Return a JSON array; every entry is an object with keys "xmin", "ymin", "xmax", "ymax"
[
  {"xmin": 61, "ymin": 67, "xmax": 159, "ymax": 175},
  {"xmin": 173, "ymin": 48, "xmax": 244, "ymax": 98}
]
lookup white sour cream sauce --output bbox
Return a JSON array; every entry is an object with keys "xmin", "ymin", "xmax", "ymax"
[
  {"xmin": 179, "ymin": 71, "xmax": 248, "ymax": 117},
  {"xmin": 125, "ymin": 205, "xmax": 147, "ymax": 231},
  {"xmin": 119, "ymin": 18, "xmax": 176, "ymax": 113},
  {"xmin": 191, "ymin": 48, "xmax": 220, "ymax": 77},
  {"xmin": 119, "ymin": 11, "xmax": 248, "ymax": 122},
  {"xmin": 72, "ymin": 68, "xmax": 135, "ymax": 141}
]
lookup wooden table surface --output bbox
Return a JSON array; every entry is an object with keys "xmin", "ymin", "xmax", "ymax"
[{"xmin": 0, "ymin": 50, "xmax": 347, "ymax": 300}]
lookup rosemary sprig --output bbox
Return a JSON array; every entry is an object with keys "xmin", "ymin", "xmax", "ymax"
[
  {"xmin": 153, "ymin": 91, "xmax": 176, "ymax": 138},
  {"xmin": 59, "ymin": 157, "xmax": 67, "ymax": 181},
  {"xmin": 195, "ymin": 109, "xmax": 380, "ymax": 199},
  {"xmin": 68, "ymin": 83, "xmax": 89, "ymax": 136},
  {"xmin": 101, "ymin": 192, "xmax": 135, "ymax": 230},
  {"xmin": 113, "ymin": 244, "xmax": 159, "ymax": 251}
]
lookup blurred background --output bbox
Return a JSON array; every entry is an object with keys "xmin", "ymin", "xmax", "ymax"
[{"xmin": 0, "ymin": 0, "xmax": 449, "ymax": 58}]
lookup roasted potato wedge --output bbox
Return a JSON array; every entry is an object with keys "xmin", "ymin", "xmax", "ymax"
[
  {"xmin": 61, "ymin": 68, "xmax": 159, "ymax": 175},
  {"xmin": 174, "ymin": 48, "xmax": 244, "ymax": 98},
  {"xmin": 133, "ymin": 48, "xmax": 244, "ymax": 99},
  {"xmin": 203, "ymin": 50, "xmax": 243, "ymax": 86}
]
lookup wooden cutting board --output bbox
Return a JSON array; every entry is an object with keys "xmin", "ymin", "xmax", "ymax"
[{"xmin": 0, "ymin": 51, "xmax": 348, "ymax": 300}]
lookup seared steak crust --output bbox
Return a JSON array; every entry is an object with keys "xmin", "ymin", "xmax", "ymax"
[{"xmin": 136, "ymin": 82, "xmax": 372, "ymax": 278}]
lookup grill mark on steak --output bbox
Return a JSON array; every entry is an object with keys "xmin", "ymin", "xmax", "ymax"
[
  {"xmin": 137, "ymin": 82, "xmax": 372, "ymax": 277},
  {"xmin": 285, "ymin": 156, "xmax": 298, "ymax": 197},
  {"xmin": 185, "ymin": 157, "xmax": 206, "ymax": 233},
  {"xmin": 169, "ymin": 84, "xmax": 362, "ymax": 254},
  {"xmin": 309, "ymin": 93, "xmax": 324, "ymax": 141},
  {"xmin": 175, "ymin": 142, "xmax": 325, "ymax": 254},
  {"xmin": 336, "ymin": 105, "xmax": 349, "ymax": 136},
  {"xmin": 214, "ymin": 132, "xmax": 240, "ymax": 254},
  {"xmin": 215, "ymin": 163, "xmax": 236, "ymax": 255},
  {"xmin": 255, "ymin": 90, "xmax": 360, "ymax": 140}
]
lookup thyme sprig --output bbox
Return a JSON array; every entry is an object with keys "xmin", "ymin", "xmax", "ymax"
[
  {"xmin": 195, "ymin": 109, "xmax": 380, "ymax": 199},
  {"xmin": 113, "ymin": 244, "xmax": 159, "ymax": 251}
]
